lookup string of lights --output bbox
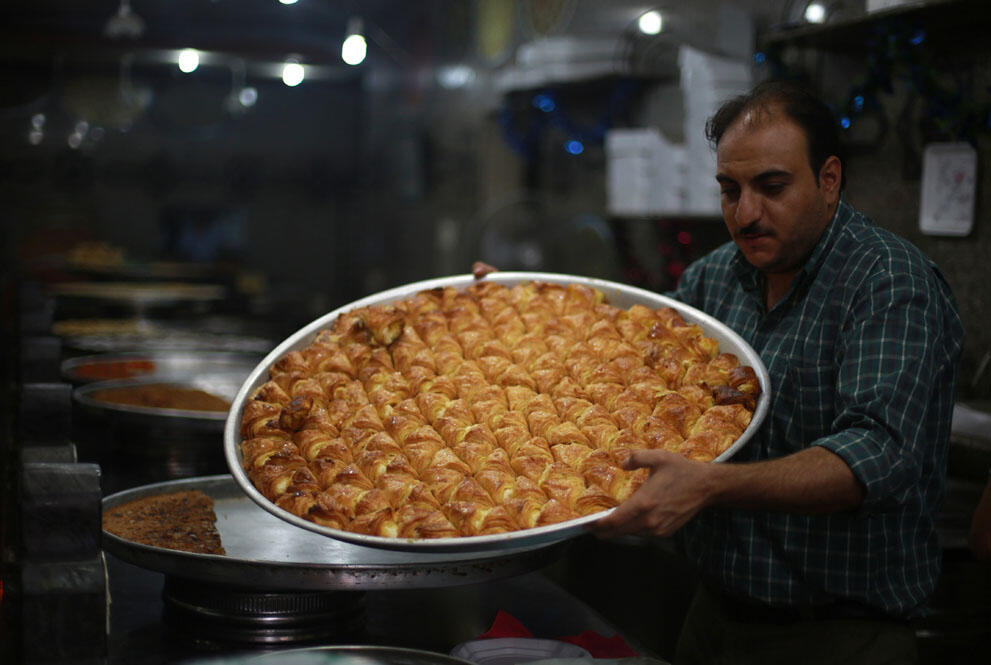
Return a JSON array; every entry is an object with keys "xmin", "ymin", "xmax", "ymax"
[
  {"xmin": 498, "ymin": 79, "xmax": 640, "ymax": 160},
  {"xmin": 758, "ymin": 16, "xmax": 991, "ymax": 147}
]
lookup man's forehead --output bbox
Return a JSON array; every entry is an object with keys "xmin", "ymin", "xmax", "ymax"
[
  {"xmin": 716, "ymin": 110, "xmax": 810, "ymax": 179},
  {"xmin": 731, "ymin": 102, "xmax": 785, "ymax": 133},
  {"xmin": 718, "ymin": 106, "xmax": 807, "ymax": 155}
]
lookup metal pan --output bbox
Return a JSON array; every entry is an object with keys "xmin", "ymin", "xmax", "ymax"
[
  {"xmin": 224, "ymin": 272, "xmax": 771, "ymax": 553},
  {"xmin": 187, "ymin": 645, "xmax": 475, "ymax": 665},
  {"xmin": 73, "ymin": 369, "xmax": 257, "ymax": 490},
  {"xmin": 50, "ymin": 280, "xmax": 226, "ymax": 305},
  {"xmin": 102, "ymin": 475, "xmax": 564, "ymax": 590},
  {"xmin": 62, "ymin": 351, "xmax": 261, "ymax": 385},
  {"xmin": 74, "ymin": 374, "xmax": 243, "ymax": 431},
  {"xmin": 56, "ymin": 323, "xmax": 275, "ymax": 355}
]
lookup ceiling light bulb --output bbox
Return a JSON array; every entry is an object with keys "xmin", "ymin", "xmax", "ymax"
[
  {"xmin": 342, "ymin": 17, "xmax": 367, "ymax": 66},
  {"xmin": 178, "ymin": 49, "xmax": 200, "ymax": 73},
  {"xmin": 804, "ymin": 2, "xmax": 827, "ymax": 23},
  {"xmin": 282, "ymin": 61, "xmax": 305, "ymax": 86},
  {"xmin": 342, "ymin": 34, "xmax": 367, "ymax": 66},
  {"xmin": 638, "ymin": 10, "xmax": 663, "ymax": 35}
]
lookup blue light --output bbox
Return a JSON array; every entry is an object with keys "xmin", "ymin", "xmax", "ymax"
[
  {"xmin": 910, "ymin": 29, "xmax": 926, "ymax": 46},
  {"xmin": 852, "ymin": 95, "xmax": 864, "ymax": 112},
  {"xmin": 532, "ymin": 93, "xmax": 556, "ymax": 113},
  {"xmin": 753, "ymin": 51, "xmax": 766, "ymax": 65},
  {"xmin": 840, "ymin": 116, "xmax": 851, "ymax": 129},
  {"xmin": 565, "ymin": 140, "xmax": 584, "ymax": 155}
]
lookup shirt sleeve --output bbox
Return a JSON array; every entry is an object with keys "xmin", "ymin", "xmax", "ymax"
[{"xmin": 812, "ymin": 261, "xmax": 961, "ymax": 513}]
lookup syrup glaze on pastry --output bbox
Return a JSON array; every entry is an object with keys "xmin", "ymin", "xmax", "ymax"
[{"xmin": 239, "ymin": 281, "xmax": 760, "ymax": 539}]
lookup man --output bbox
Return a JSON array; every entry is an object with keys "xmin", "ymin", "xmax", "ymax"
[{"xmin": 589, "ymin": 81, "xmax": 964, "ymax": 664}]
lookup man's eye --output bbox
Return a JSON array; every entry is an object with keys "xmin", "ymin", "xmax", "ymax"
[
  {"xmin": 763, "ymin": 182, "xmax": 786, "ymax": 194},
  {"xmin": 720, "ymin": 188, "xmax": 739, "ymax": 198}
]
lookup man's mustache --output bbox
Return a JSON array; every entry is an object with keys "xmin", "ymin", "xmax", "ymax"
[{"xmin": 735, "ymin": 224, "xmax": 768, "ymax": 239}]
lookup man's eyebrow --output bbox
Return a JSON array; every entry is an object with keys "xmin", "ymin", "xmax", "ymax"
[
  {"xmin": 752, "ymin": 169, "xmax": 792, "ymax": 182},
  {"xmin": 716, "ymin": 168, "xmax": 792, "ymax": 186}
]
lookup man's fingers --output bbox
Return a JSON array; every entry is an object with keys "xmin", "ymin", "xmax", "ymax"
[
  {"xmin": 622, "ymin": 449, "xmax": 666, "ymax": 471},
  {"xmin": 472, "ymin": 261, "xmax": 498, "ymax": 279}
]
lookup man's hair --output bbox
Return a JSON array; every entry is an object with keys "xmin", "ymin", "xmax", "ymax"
[{"xmin": 705, "ymin": 79, "xmax": 846, "ymax": 190}]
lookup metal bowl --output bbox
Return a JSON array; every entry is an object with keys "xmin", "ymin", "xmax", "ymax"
[{"xmin": 224, "ymin": 272, "xmax": 771, "ymax": 553}]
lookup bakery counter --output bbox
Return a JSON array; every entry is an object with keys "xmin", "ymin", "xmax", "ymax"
[{"xmin": 104, "ymin": 543, "xmax": 661, "ymax": 664}]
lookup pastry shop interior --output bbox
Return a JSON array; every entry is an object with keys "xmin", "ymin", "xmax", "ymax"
[{"xmin": 1, "ymin": 1, "xmax": 990, "ymax": 663}]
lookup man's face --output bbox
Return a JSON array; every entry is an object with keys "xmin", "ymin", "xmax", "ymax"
[{"xmin": 715, "ymin": 111, "xmax": 840, "ymax": 276}]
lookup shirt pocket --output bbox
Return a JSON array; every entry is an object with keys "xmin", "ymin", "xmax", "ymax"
[{"xmin": 771, "ymin": 361, "xmax": 836, "ymax": 453}]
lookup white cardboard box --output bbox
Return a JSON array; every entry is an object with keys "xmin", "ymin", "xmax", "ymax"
[{"xmin": 606, "ymin": 128, "xmax": 686, "ymax": 217}]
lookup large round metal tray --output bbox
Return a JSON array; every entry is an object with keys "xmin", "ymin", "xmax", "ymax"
[
  {"xmin": 74, "ymin": 373, "xmax": 244, "ymax": 431},
  {"xmin": 62, "ymin": 351, "xmax": 261, "ymax": 385},
  {"xmin": 224, "ymin": 272, "xmax": 771, "ymax": 553},
  {"xmin": 102, "ymin": 475, "xmax": 564, "ymax": 590}
]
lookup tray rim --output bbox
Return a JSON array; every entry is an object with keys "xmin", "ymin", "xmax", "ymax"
[
  {"xmin": 74, "ymin": 375, "xmax": 235, "ymax": 423},
  {"xmin": 224, "ymin": 271, "xmax": 771, "ymax": 553}
]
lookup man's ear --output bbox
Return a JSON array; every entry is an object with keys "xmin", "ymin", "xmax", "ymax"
[{"xmin": 819, "ymin": 155, "xmax": 842, "ymax": 205}]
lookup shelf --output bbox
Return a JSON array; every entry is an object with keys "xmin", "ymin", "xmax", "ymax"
[{"xmin": 758, "ymin": 0, "xmax": 991, "ymax": 52}]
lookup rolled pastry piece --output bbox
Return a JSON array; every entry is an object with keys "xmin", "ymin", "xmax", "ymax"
[
  {"xmin": 395, "ymin": 503, "xmax": 460, "ymax": 539},
  {"xmin": 445, "ymin": 501, "xmax": 519, "ymax": 536},
  {"xmin": 573, "ymin": 485, "xmax": 620, "ymax": 516},
  {"xmin": 350, "ymin": 507, "xmax": 399, "ymax": 537},
  {"xmin": 358, "ymin": 304, "xmax": 406, "ymax": 347},
  {"xmin": 537, "ymin": 462, "xmax": 588, "ymax": 508},
  {"xmin": 295, "ymin": 430, "xmax": 352, "ymax": 464},
  {"xmin": 241, "ymin": 437, "xmax": 299, "ymax": 472},
  {"xmin": 241, "ymin": 399, "xmax": 291, "ymax": 439}
]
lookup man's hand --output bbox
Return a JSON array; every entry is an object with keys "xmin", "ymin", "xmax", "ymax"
[
  {"xmin": 472, "ymin": 261, "xmax": 498, "ymax": 279},
  {"xmin": 587, "ymin": 445, "xmax": 864, "ymax": 539},
  {"xmin": 588, "ymin": 450, "xmax": 715, "ymax": 538}
]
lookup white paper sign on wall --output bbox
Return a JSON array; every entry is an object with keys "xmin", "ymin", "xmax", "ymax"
[{"xmin": 919, "ymin": 142, "xmax": 978, "ymax": 237}]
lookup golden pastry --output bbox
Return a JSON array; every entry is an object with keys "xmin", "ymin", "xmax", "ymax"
[{"xmin": 240, "ymin": 281, "xmax": 761, "ymax": 539}]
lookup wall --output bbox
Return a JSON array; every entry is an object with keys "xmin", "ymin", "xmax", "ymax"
[{"xmin": 765, "ymin": 12, "xmax": 991, "ymax": 399}]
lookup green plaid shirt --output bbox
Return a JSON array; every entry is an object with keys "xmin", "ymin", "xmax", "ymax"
[{"xmin": 668, "ymin": 198, "xmax": 964, "ymax": 618}]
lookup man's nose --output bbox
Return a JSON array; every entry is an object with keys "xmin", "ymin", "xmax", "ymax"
[{"xmin": 735, "ymin": 188, "xmax": 761, "ymax": 228}]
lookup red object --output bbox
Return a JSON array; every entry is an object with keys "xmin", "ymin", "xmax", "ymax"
[
  {"xmin": 477, "ymin": 610, "xmax": 532, "ymax": 639},
  {"xmin": 477, "ymin": 610, "xmax": 638, "ymax": 658}
]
